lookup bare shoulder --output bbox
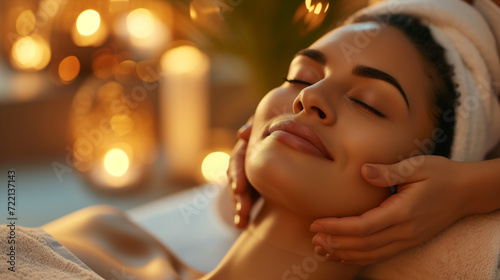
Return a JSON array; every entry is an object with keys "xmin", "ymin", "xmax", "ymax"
[{"xmin": 42, "ymin": 205, "xmax": 203, "ymax": 280}]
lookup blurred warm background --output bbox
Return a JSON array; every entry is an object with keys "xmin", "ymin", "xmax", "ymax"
[{"xmin": 0, "ymin": 0, "xmax": 366, "ymax": 226}]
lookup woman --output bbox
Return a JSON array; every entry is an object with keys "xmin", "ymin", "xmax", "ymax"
[
  {"xmin": 230, "ymin": 0, "xmax": 500, "ymax": 266},
  {"xmin": 42, "ymin": 5, "xmax": 494, "ymax": 278}
]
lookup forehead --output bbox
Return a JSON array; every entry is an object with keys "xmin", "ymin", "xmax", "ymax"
[{"xmin": 309, "ymin": 22, "xmax": 423, "ymax": 68}]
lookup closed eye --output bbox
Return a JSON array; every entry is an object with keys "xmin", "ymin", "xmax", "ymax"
[
  {"xmin": 349, "ymin": 98, "xmax": 385, "ymax": 118},
  {"xmin": 284, "ymin": 77, "xmax": 313, "ymax": 86}
]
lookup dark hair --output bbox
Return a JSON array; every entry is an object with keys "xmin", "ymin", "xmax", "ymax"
[{"xmin": 354, "ymin": 13, "xmax": 458, "ymax": 158}]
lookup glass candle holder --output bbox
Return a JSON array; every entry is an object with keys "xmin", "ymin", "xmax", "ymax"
[{"xmin": 68, "ymin": 76, "xmax": 157, "ymax": 190}]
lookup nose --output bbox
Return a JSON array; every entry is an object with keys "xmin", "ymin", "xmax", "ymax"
[{"xmin": 293, "ymin": 86, "xmax": 335, "ymax": 124}]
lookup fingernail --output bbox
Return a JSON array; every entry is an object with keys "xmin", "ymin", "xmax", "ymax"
[
  {"xmin": 310, "ymin": 222, "xmax": 325, "ymax": 232},
  {"xmin": 364, "ymin": 164, "xmax": 379, "ymax": 179},
  {"xmin": 235, "ymin": 201, "xmax": 242, "ymax": 212},
  {"xmin": 314, "ymin": 246, "xmax": 326, "ymax": 255},
  {"xmin": 234, "ymin": 214, "xmax": 241, "ymax": 226},
  {"xmin": 231, "ymin": 181, "xmax": 237, "ymax": 190},
  {"xmin": 237, "ymin": 124, "xmax": 248, "ymax": 136}
]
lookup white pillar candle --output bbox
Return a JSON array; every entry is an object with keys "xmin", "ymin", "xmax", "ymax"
[{"xmin": 160, "ymin": 45, "xmax": 210, "ymax": 182}]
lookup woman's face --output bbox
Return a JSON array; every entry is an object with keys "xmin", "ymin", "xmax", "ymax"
[{"xmin": 245, "ymin": 22, "xmax": 436, "ymax": 219}]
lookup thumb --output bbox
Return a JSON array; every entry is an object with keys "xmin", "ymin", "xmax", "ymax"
[{"xmin": 362, "ymin": 160, "xmax": 420, "ymax": 187}]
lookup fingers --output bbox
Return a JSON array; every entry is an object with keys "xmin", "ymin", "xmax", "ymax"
[
  {"xmin": 362, "ymin": 156, "xmax": 428, "ymax": 187},
  {"xmin": 233, "ymin": 188, "xmax": 254, "ymax": 228},
  {"xmin": 237, "ymin": 116, "xmax": 253, "ymax": 141},
  {"xmin": 227, "ymin": 140, "xmax": 254, "ymax": 228},
  {"xmin": 312, "ymin": 228, "xmax": 394, "ymax": 253},
  {"xmin": 233, "ymin": 180, "xmax": 261, "ymax": 228},
  {"xmin": 312, "ymin": 223, "xmax": 423, "ymax": 265},
  {"xmin": 310, "ymin": 196, "xmax": 410, "ymax": 264},
  {"xmin": 315, "ymin": 239, "xmax": 416, "ymax": 265},
  {"xmin": 311, "ymin": 196, "xmax": 402, "ymax": 236},
  {"xmin": 227, "ymin": 139, "xmax": 250, "ymax": 195},
  {"xmin": 312, "ymin": 156, "xmax": 455, "ymax": 264},
  {"xmin": 227, "ymin": 118, "xmax": 256, "ymax": 228}
]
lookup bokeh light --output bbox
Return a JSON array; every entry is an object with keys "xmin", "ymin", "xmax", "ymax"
[
  {"xmin": 161, "ymin": 45, "xmax": 207, "ymax": 75},
  {"xmin": 305, "ymin": 0, "xmax": 330, "ymax": 13},
  {"xmin": 201, "ymin": 151, "xmax": 230, "ymax": 182},
  {"xmin": 110, "ymin": 114, "xmax": 134, "ymax": 136},
  {"xmin": 58, "ymin": 55, "xmax": 81, "ymax": 84},
  {"xmin": 72, "ymin": 9, "xmax": 108, "ymax": 46},
  {"xmin": 92, "ymin": 53, "xmax": 119, "ymax": 79},
  {"xmin": 294, "ymin": 0, "xmax": 330, "ymax": 36},
  {"xmin": 76, "ymin": 9, "xmax": 101, "ymax": 36},
  {"xmin": 69, "ymin": 78, "xmax": 157, "ymax": 189},
  {"xmin": 115, "ymin": 7, "xmax": 170, "ymax": 51},
  {"xmin": 16, "ymin": 10, "xmax": 36, "ymax": 36},
  {"xmin": 126, "ymin": 8, "xmax": 155, "ymax": 39},
  {"xmin": 104, "ymin": 148, "xmax": 130, "ymax": 177},
  {"xmin": 114, "ymin": 60, "xmax": 137, "ymax": 83},
  {"xmin": 12, "ymin": 37, "xmax": 39, "ymax": 66},
  {"xmin": 10, "ymin": 35, "xmax": 51, "ymax": 71}
]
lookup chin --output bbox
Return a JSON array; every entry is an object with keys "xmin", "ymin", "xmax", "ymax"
[
  {"xmin": 246, "ymin": 138, "xmax": 391, "ymax": 219},
  {"xmin": 245, "ymin": 138, "xmax": 336, "ymax": 217},
  {"xmin": 245, "ymin": 139, "xmax": 299, "ymax": 202}
]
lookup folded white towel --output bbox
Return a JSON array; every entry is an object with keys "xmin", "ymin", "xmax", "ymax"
[
  {"xmin": 348, "ymin": 0, "xmax": 500, "ymax": 162},
  {"xmin": 357, "ymin": 210, "xmax": 500, "ymax": 280},
  {"xmin": 474, "ymin": 0, "xmax": 500, "ymax": 60}
]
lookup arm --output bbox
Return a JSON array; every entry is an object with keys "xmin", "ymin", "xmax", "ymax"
[
  {"xmin": 462, "ymin": 157, "xmax": 500, "ymax": 214},
  {"xmin": 311, "ymin": 156, "xmax": 500, "ymax": 265}
]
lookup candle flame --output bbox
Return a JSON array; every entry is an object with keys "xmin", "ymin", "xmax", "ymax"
[
  {"xmin": 104, "ymin": 148, "xmax": 130, "ymax": 177},
  {"xmin": 305, "ymin": 0, "xmax": 312, "ymax": 10},
  {"xmin": 201, "ymin": 152, "xmax": 230, "ymax": 183},
  {"xmin": 161, "ymin": 45, "xmax": 207, "ymax": 75},
  {"xmin": 304, "ymin": 0, "xmax": 329, "ymax": 14},
  {"xmin": 313, "ymin": 3, "xmax": 322, "ymax": 14}
]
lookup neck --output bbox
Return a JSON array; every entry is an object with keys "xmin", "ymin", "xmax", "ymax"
[{"xmin": 200, "ymin": 199, "xmax": 361, "ymax": 280}]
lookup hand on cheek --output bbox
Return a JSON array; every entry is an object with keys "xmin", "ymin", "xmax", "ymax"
[
  {"xmin": 227, "ymin": 118, "xmax": 260, "ymax": 228},
  {"xmin": 310, "ymin": 156, "xmax": 469, "ymax": 265}
]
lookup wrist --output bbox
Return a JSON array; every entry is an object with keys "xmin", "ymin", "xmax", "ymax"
[{"xmin": 459, "ymin": 159, "xmax": 500, "ymax": 216}]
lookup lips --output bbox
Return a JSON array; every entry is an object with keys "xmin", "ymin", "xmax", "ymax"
[{"xmin": 268, "ymin": 119, "xmax": 333, "ymax": 161}]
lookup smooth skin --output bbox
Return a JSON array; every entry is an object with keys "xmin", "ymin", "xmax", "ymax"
[
  {"xmin": 230, "ymin": 119, "xmax": 500, "ymax": 266},
  {"xmin": 228, "ymin": 0, "xmax": 500, "ymax": 265}
]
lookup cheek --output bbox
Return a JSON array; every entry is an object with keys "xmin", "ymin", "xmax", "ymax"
[
  {"xmin": 340, "ymin": 119, "xmax": 415, "ymax": 167},
  {"xmin": 335, "ymin": 123, "xmax": 420, "ymax": 207},
  {"xmin": 256, "ymin": 87, "xmax": 297, "ymax": 119},
  {"xmin": 248, "ymin": 88, "xmax": 298, "ymax": 151}
]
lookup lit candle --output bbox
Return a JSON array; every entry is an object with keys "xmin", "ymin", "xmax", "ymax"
[
  {"xmin": 201, "ymin": 151, "xmax": 230, "ymax": 183},
  {"xmin": 160, "ymin": 45, "xmax": 210, "ymax": 182}
]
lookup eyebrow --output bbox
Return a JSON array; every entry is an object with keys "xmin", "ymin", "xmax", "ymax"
[
  {"xmin": 295, "ymin": 49, "xmax": 410, "ymax": 109},
  {"xmin": 352, "ymin": 64, "xmax": 410, "ymax": 109},
  {"xmin": 294, "ymin": 49, "xmax": 327, "ymax": 65}
]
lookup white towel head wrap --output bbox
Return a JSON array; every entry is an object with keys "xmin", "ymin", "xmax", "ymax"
[{"xmin": 346, "ymin": 0, "xmax": 500, "ymax": 161}]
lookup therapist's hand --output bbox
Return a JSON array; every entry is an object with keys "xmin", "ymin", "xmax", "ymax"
[
  {"xmin": 311, "ymin": 155, "xmax": 471, "ymax": 265},
  {"xmin": 227, "ymin": 118, "xmax": 259, "ymax": 228}
]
